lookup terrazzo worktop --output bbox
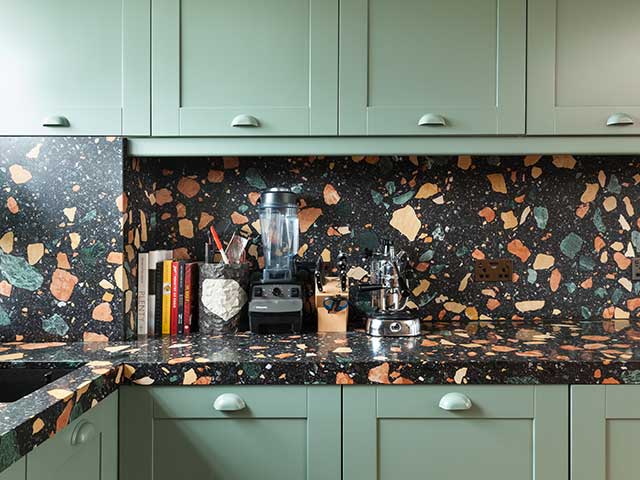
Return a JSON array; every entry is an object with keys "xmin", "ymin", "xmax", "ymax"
[{"xmin": 2, "ymin": 319, "xmax": 640, "ymax": 472}]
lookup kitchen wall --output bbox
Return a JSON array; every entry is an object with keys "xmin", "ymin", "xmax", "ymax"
[
  {"xmin": 0, "ymin": 137, "xmax": 131, "ymax": 342},
  {"xmin": 3, "ymin": 144, "xmax": 638, "ymax": 342},
  {"xmin": 129, "ymin": 154, "xmax": 640, "ymax": 324}
]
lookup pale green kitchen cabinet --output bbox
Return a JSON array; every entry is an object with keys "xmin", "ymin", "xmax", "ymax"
[
  {"xmin": 571, "ymin": 385, "xmax": 640, "ymax": 480},
  {"xmin": 0, "ymin": 0, "xmax": 150, "ymax": 136},
  {"xmin": 120, "ymin": 386, "xmax": 341, "ymax": 480},
  {"xmin": 528, "ymin": 0, "xmax": 640, "ymax": 135},
  {"xmin": 152, "ymin": 0, "xmax": 338, "ymax": 136},
  {"xmin": 0, "ymin": 458, "xmax": 25, "ymax": 480},
  {"xmin": 344, "ymin": 385, "xmax": 568, "ymax": 480},
  {"xmin": 339, "ymin": 0, "xmax": 526, "ymax": 136},
  {"xmin": 26, "ymin": 392, "xmax": 118, "ymax": 480}
]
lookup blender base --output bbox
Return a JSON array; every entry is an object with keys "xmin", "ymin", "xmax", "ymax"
[{"xmin": 366, "ymin": 312, "xmax": 421, "ymax": 337}]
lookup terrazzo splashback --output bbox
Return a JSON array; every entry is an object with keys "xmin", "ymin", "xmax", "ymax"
[
  {"xmin": 129, "ymin": 155, "xmax": 640, "ymax": 323},
  {"xmin": 0, "ymin": 137, "xmax": 130, "ymax": 342}
]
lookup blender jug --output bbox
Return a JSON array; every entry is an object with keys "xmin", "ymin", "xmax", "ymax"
[{"xmin": 258, "ymin": 188, "xmax": 299, "ymax": 282}]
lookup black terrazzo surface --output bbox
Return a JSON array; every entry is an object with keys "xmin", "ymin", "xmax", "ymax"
[{"xmin": 3, "ymin": 319, "xmax": 640, "ymax": 473}]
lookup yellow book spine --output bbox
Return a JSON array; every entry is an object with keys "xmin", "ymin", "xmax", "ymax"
[{"xmin": 161, "ymin": 260, "xmax": 172, "ymax": 335}]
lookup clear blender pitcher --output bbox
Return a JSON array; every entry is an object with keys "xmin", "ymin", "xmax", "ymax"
[{"xmin": 258, "ymin": 188, "xmax": 299, "ymax": 282}]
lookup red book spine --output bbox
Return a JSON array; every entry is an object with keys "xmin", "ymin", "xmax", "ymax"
[
  {"xmin": 170, "ymin": 261, "xmax": 179, "ymax": 335},
  {"xmin": 183, "ymin": 264, "xmax": 193, "ymax": 335}
]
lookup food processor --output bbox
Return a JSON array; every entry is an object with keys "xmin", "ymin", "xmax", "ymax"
[{"xmin": 248, "ymin": 188, "xmax": 304, "ymax": 333}]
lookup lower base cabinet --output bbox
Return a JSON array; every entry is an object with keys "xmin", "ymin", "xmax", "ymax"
[
  {"xmin": 343, "ymin": 385, "xmax": 568, "ymax": 480},
  {"xmin": 119, "ymin": 386, "xmax": 341, "ymax": 480},
  {"xmin": 571, "ymin": 385, "xmax": 640, "ymax": 480},
  {"xmin": 26, "ymin": 391, "xmax": 118, "ymax": 480}
]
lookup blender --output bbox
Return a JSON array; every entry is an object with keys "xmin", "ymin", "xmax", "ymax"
[{"xmin": 248, "ymin": 188, "xmax": 304, "ymax": 333}]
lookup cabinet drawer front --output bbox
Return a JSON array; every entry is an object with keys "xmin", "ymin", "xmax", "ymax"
[
  {"xmin": 0, "ymin": 108, "xmax": 123, "ymax": 136},
  {"xmin": 377, "ymin": 385, "xmax": 534, "ymax": 418},
  {"xmin": 179, "ymin": 107, "xmax": 310, "ymax": 136},
  {"xmin": 151, "ymin": 386, "xmax": 308, "ymax": 419}
]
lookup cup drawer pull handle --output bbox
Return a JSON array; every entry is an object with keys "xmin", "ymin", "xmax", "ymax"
[
  {"xmin": 70, "ymin": 421, "xmax": 96, "ymax": 446},
  {"xmin": 42, "ymin": 115, "xmax": 70, "ymax": 127},
  {"xmin": 606, "ymin": 113, "xmax": 634, "ymax": 127},
  {"xmin": 231, "ymin": 114, "xmax": 260, "ymax": 128},
  {"xmin": 439, "ymin": 392, "xmax": 472, "ymax": 411},
  {"xmin": 214, "ymin": 393, "xmax": 246, "ymax": 412},
  {"xmin": 418, "ymin": 113, "xmax": 446, "ymax": 127}
]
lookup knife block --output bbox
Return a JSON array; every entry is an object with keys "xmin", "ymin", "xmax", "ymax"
[{"xmin": 315, "ymin": 277, "xmax": 348, "ymax": 333}]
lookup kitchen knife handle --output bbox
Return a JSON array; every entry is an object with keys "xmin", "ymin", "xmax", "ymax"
[
  {"xmin": 214, "ymin": 393, "xmax": 246, "ymax": 412},
  {"xmin": 439, "ymin": 392, "xmax": 472, "ymax": 411}
]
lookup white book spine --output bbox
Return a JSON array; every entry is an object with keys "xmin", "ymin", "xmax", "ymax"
[
  {"xmin": 147, "ymin": 250, "xmax": 173, "ymax": 336},
  {"xmin": 137, "ymin": 252, "xmax": 149, "ymax": 337}
]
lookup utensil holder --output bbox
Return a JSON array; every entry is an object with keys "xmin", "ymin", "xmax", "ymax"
[
  {"xmin": 198, "ymin": 263, "xmax": 250, "ymax": 334},
  {"xmin": 315, "ymin": 277, "xmax": 349, "ymax": 332}
]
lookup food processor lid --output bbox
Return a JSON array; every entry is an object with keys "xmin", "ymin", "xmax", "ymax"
[{"xmin": 259, "ymin": 187, "xmax": 298, "ymax": 208}]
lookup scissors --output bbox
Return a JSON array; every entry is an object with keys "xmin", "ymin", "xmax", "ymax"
[{"xmin": 323, "ymin": 296, "xmax": 348, "ymax": 314}]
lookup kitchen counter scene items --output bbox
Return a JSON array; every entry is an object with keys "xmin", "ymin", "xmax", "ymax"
[{"xmin": 137, "ymin": 187, "xmax": 420, "ymax": 339}]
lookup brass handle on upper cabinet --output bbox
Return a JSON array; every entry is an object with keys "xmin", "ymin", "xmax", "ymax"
[
  {"xmin": 231, "ymin": 115, "xmax": 260, "ymax": 128},
  {"xmin": 213, "ymin": 393, "xmax": 246, "ymax": 412},
  {"xmin": 606, "ymin": 113, "xmax": 634, "ymax": 127},
  {"xmin": 42, "ymin": 115, "xmax": 70, "ymax": 127},
  {"xmin": 70, "ymin": 421, "xmax": 97, "ymax": 445},
  {"xmin": 418, "ymin": 113, "xmax": 447, "ymax": 127},
  {"xmin": 439, "ymin": 392, "xmax": 472, "ymax": 411}
]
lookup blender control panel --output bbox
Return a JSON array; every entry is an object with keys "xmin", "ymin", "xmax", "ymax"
[{"xmin": 252, "ymin": 284, "xmax": 301, "ymax": 299}]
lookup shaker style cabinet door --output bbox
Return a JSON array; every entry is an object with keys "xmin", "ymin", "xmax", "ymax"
[
  {"xmin": 339, "ymin": 0, "xmax": 526, "ymax": 135},
  {"xmin": 571, "ymin": 386, "xmax": 640, "ymax": 480},
  {"xmin": 0, "ymin": 0, "xmax": 150, "ymax": 136},
  {"xmin": 343, "ymin": 386, "xmax": 568, "ymax": 480},
  {"xmin": 120, "ymin": 386, "xmax": 341, "ymax": 480},
  {"xmin": 528, "ymin": 0, "xmax": 640, "ymax": 135},
  {"xmin": 152, "ymin": 0, "xmax": 338, "ymax": 136},
  {"xmin": 26, "ymin": 392, "xmax": 118, "ymax": 480}
]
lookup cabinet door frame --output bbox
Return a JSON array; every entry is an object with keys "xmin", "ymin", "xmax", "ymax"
[
  {"xmin": 343, "ymin": 385, "xmax": 568, "ymax": 480},
  {"xmin": 528, "ymin": 0, "xmax": 640, "ymax": 135},
  {"xmin": 151, "ymin": 0, "xmax": 338, "ymax": 136},
  {"xmin": 119, "ymin": 386, "xmax": 341, "ymax": 480},
  {"xmin": 338, "ymin": 0, "xmax": 526, "ymax": 136}
]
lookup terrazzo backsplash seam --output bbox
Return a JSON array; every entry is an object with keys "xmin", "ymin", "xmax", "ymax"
[{"xmin": 124, "ymin": 154, "xmax": 640, "ymax": 327}]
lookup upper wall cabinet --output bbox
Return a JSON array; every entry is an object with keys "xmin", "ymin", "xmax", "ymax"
[
  {"xmin": 0, "ymin": 0, "xmax": 150, "ymax": 136},
  {"xmin": 528, "ymin": 0, "xmax": 640, "ymax": 135},
  {"xmin": 152, "ymin": 0, "xmax": 338, "ymax": 136},
  {"xmin": 338, "ymin": 0, "xmax": 526, "ymax": 136}
]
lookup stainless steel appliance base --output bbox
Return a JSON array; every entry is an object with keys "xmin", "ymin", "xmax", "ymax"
[{"xmin": 366, "ymin": 316, "xmax": 421, "ymax": 337}]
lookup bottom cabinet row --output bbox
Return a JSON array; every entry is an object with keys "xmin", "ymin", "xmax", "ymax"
[{"xmin": 4, "ymin": 385, "xmax": 640, "ymax": 480}]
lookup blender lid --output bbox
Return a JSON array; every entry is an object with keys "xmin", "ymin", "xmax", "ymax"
[{"xmin": 259, "ymin": 187, "xmax": 298, "ymax": 208}]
